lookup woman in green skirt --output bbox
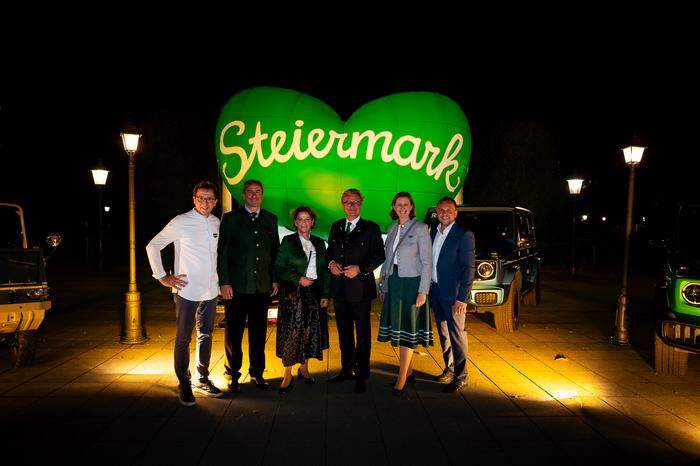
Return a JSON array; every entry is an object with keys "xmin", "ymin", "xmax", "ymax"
[{"xmin": 378, "ymin": 192, "xmax": 433, "ymax": 396}]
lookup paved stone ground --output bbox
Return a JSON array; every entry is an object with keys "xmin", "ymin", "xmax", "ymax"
[{"xmin": 2, "ymin": 268, "xmax": 700, "ymax": 465}]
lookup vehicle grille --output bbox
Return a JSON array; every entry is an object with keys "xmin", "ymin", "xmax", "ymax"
[
  {"xmin": 474, "ymin": 292, "xmax": 498, "ymax": 305},
  {"xmin": 662, "ymin": 321, "xmax": 700, "ymax": 349}
]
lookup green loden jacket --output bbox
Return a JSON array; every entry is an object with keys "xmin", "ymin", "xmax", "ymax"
[
  {"xmin": 274, "ymin": 233, "xmax": 330, "ymax": 298},
  {"xmin": 217, "ymin": 208, "xmax": 280, "ymax": 294}
]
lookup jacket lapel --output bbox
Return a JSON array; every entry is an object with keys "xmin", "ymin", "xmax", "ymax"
[
  {"xmin": 386, "ymin": 223, "xmax": 398, "ymax": 247},
  {"xmin": 437, "ymin": 224, "xmax": 458, "ymax": 266}
]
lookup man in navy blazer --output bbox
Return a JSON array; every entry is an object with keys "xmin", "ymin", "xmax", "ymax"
[{"xmin": 429, "ymin": 197, "xmax": 475, "ymax": 393}]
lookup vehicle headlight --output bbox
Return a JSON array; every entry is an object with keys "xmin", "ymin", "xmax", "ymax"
[
  {"xmin": 681, "ymin": 283, "xmax": 700, "ymax": 305},
  {"xmin": 476, "ymin": 261, "xmax": 495, "ymax": 280}
]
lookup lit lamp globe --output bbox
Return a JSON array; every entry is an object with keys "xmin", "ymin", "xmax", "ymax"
[
  {"xmin": 567, "ymin": 178, "xmax": 584, "ymax": 195},
  {"xmin": 121, "ymin": 128, "xmax": 141, "ymax": 154},
  {"xmin": 91, "ymin": 168, "xmax": 109, "ymax": 186},
  {"xmin": 622, "ymin": 145, "xmax": 645, "ymax": 166}
]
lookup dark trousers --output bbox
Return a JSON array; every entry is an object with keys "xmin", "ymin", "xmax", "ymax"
[
  {"xmin": 430, "ymin": 283, "xmax": 468, "ymax": 381},
  {"xmin": 224, "ymin": 291, "xmax": 270, "ymax": 381},
  {"xmin": 334, "ymin": 299, "xmax": 372, "ymax": 379},
  {"xmin": 173, "ymin": 295, "xmax": 217, "ymax": 386}
]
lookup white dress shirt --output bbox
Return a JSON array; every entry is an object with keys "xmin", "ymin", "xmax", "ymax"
[
  {"xmin": 146, "ymin": 209, "xmax": 220, "ymax": 301},
  {"xmin": 432, "ymin": 221, "xmax": 455, "ymax": 283},
  {"xmin": 299, "ymin": 234, "xmax": 317, "ymax": 280},
  {"xmin": 345, "ymin": 216, "xmax": 360, "ymax": 233}
]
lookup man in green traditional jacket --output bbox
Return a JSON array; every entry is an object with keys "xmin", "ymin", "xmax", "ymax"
[{"xmin": 217, "ymin": 180, "xmax": 280, "ymax": 392}]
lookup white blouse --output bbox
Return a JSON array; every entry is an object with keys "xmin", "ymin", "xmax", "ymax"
[{"xmin": 299, "ymin": 234, "xmax": 317, "ymax": 280}]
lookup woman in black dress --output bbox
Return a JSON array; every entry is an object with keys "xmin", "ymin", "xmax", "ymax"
[{"xmin": 274, "ymin": 206, "xmax": 330, "ymax": 394}]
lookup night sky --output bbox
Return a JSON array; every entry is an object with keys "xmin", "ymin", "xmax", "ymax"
[{"xmin": 2, "ymin": 49, "xmax": 697, "ymax": 265}]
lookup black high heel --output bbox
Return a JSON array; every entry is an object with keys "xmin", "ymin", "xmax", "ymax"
[
  {"xmin": 392, "ymin": 385, "xmax": 407, "ymax": 397},
  {"xmin": 278, "ymin": 376, "xmax": 294, "ymax": 395},
  {"xmin": 387, "ymin": 372, "xmax": 416, "ymax": 386},
  {"xmin": 297, "ymin": 369, "xmax": 317, "ymax": 384}
]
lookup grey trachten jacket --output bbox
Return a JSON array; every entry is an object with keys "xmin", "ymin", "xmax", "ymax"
[{"xmin": 379, "ymin": 219, "xmax": 432, "ymax": 294}]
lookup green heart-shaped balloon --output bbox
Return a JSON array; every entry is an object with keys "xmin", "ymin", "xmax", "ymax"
[{"xmin": 215, "ymin": 87, "xmax": 471, "ymax": 238}]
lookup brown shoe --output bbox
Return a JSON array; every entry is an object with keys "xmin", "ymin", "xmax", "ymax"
[
  {"xmin": 433, "ymin": 370, "xmax": 454, "ymax": 383},
  {"xmin": 441, "ymin": 379, "xmax": 466, "ymax": 394}
]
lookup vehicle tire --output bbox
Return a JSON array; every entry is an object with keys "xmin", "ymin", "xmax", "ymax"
[
  {"xmin": 493, "ymin": 273, "xmax": 521, "ymax": 332},
  {"xmin": 654, "ymin": 326, "xmax": 688, "ymax": 376},
  {"xmin": 11, "ymin": 331, "xmax": 38, "ymax": 368},
  {"xmin": 523, "ymin": 272, "xmax": 540, "ymax": 306}
]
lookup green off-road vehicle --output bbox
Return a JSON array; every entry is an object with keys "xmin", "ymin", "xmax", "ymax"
[
  {"xmin": 654, "ymin": 203, "xmax": 700, "ymax": 375},
  {"xmin": 0, "ymin": 203, "xmax": 61, "ymax": 367},
  {"xmin": 425, "ymin": 206, "xmax": 541, "ymax": 332}
]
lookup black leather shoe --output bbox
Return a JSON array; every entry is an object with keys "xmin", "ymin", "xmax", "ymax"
[
  {"xmin": 327, "ymin": 372, "xmax": 354, "ymax": 384},
  {"xmin": 441, "ymin": 379, "xmax": 466, "ymax": 394},
  {"xmin": 353, "ymin": 378, "xmax": 367, "ymax": 394},
  {"xmin": 392, "ymin": 385, "xmax": 407, "ymax": 397},
  {"xmin": 433, "ymin": 370, "xmax": 454, "ymax": 383},
  {"xmin": 387, "ymin": 372, "xmax": 416, "ymax": 386},
  {"xmin": 228, "ymin": 380, "xmax": 241, "ymax": 393},
  {"xmin": 251, "ymin": 375, "xmax": 270, "ymax": 389},
  {"xmin": 278, "ymin": 376, "xmax": 294, "ymax": 395},
  {"xmin": 297, "ymin": 369, "xmax": 317, "ymax": 384}
]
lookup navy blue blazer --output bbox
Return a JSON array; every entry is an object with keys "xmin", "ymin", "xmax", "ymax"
[{"xmin": 430, "ymin": 223, "xmax": 475, "ymax": 303}]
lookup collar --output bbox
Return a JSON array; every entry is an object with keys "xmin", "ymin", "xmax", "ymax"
[
  {"xmin": 244, "ymin": 206, "xmax": 260, "ymax": 217},
  {"xmin": 438, "ymin": 221, "xmax": 455, "ymax": 236},
  {"xmin": 397, "ymin": 218, "xmax": 415, "ymax": 229},
  {"xmin": 190, "ymin": 208, "xmax": 210, "ymax": 220},
  {"xmin": 345, "ymin": 216, "xmax": 361, "ymax": 228},
  {"xmin": 298, "ymin": 233, "xmax": 313, "ymax": 245}
]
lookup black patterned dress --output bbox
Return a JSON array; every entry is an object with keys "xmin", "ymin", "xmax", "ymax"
[
  {"xmin": 274, "ymin": 234, "xmax": 330, "ymax": 367},
  {"xmin": 276, "ymin": 284, "xmax": 329, "ymax": 366}
]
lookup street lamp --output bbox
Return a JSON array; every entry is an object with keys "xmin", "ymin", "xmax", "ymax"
[
  {"xmin": 91, "ymin": 162, "xmax": 109, "ymax": 273},
  {"xmin": 120, "ymin": 122, "xmax": 147, "ymax": 344},
  {"xmin": 567, "ymin": 178, "xmax": 584, "ymax": 275},
  {"xmin": 613, "ymin": 142, "xmax": 646, "ymax": 346}
]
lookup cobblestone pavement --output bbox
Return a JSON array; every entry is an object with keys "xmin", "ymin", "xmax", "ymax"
[{"xmin": 1, "ymin": 269, "xmax": 699, "ymax": 465}]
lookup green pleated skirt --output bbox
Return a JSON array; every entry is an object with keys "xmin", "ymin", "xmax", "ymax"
[{"xmin": 377, "ymin": 268, "xmax": 433, "ymax": 348}]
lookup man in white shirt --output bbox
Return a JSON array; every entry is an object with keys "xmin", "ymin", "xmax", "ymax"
[{"xmin": 146, "ymin": 181, "xmax": 223, "ymax": 406}]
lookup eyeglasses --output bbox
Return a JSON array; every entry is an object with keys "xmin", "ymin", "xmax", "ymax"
[
  {"xmin": 195, "ymin": 196, "xmax": 217, "ymax": 203},
  {"xmin": 296, "ymin": 218, "xmax": 314, "ymax": 223},
  {"xmin": 342, "ymin": 200, "xmax": 361, "ymax": 206}
]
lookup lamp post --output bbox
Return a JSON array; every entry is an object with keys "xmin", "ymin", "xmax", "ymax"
[
  {"xmin": 91, "ymin": 162, "xmax": 109, "ymax": 273},
  {"xmin": 613, "ymin": 143, "xmax": 646, "ymax": 346},
  {"xmin": 120, "ymin": 123, "xmax": 147, "ymax": 344},
  {"xmin": 567, "ymin": 178, "xmax": 584, "ymax": 275}
]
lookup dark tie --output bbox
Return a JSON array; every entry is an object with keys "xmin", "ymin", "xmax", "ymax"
[
  {"xmin": 345, "ymin": 222, "xmax": 351, "ymax": 234},
  {"xmin": 250, "ymin": 211, "xmax": 257, "ymax": 221}
]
